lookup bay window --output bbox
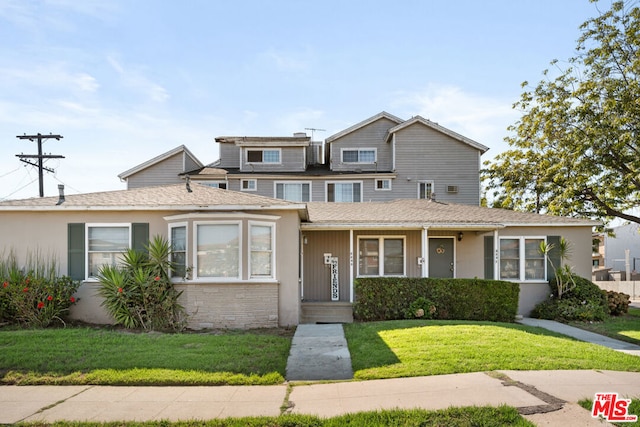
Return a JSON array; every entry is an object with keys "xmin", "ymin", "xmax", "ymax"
[
  {"xmin": 250, "ymin": 222, "xmax": 275, "ymax": 278},
  {"xmin": 196, "ymin": 222, "xmax": 240, "ymax": 279},
  {"xmin": 170, "ymin": 224, "xmax": 187, "ymax": 278}
]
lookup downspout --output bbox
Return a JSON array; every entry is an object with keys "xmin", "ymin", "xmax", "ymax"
[{"xmin": 422, "ymin": 226, "xmax": 429, "ymax": 277}]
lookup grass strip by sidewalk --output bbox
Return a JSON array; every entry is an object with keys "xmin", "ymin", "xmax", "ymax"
[
  {"xmin": 18, "ymin": 406, "xmax": 534, "ymax": 427},
  {"xmin": 344, "ymin": 320, "xmax": 640, "ymax": 380},
  {"xmin": 0, "ymin": 327, "xmax": 293, "ymax": 385},
  {"xmin": 570, "ymin": 307, "xmax": 640, "ymax": 346}
]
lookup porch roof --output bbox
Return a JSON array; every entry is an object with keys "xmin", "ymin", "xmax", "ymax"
[{"xmin": 302, "ymin": 199, "xmax": 599, "ymax": 230}]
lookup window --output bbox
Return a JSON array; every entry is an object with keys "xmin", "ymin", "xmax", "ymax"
[
  {"xmin": 170, "ymin": 224, "xmax": 187, "ymax": 278},
  {"xmin": 358, "ymin": 237, "xmax": 405, "ymax": 276},
  {"xmin": 250, "ymin": 223, "xmax": 275, "ymax": 278},
  {"xmin": 195, "ymin": 223, "xmax": 240, "ymax": 279},
  {"xmin": 241, "ymin": 179, "xmax": 257, "ymax": 191},
  {"xmin": 275, "ymin": 182, "xmax": 311, "ymax": 202},
  {"xmin": 202, "ymin": 181, "xmax": 227, "ymax": 189},
  {"xmin": 327, "ymin": 182, "xmax": 362, "ymax": 202},
  {"xmin": 87, "ymin": 224, "xmax": 130, "ymax": 277},
  {"xmin": 418, "ymin": 181, "xmax": 434, "ymax": 199},
  {"xmin": 341, "ymin": 148, "xmax": 376, "ymax": 164},
  {"xmin": 499, "ymin": 237, "xmax": 546, "ymax": 281},
  {"xmin": 375, "ymin": 179, "xmax": 391, "ymax": 190},
  {"xmin": 247, "ymin": 149, "xmax": 280, "ymax": 163}
]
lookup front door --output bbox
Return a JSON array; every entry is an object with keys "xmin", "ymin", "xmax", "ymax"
[{"xmin": 429, "ymin": 238, "xmax": 454, "ymax": 278}]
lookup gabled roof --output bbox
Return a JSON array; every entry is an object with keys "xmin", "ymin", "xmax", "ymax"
[
  {"xmin": 302, "ymin": 199, "xmax": 598, "ymax": 229},
  {"xmin": 387, "ymin": 116, "xmax": 490, "ymax": 154},
  {"xmin": 325, "ymin": 111, "xmax": 404, "ymax": 143},
  {"xmin": 118, "ymin": 145, "xmax": 204, "ymax": 180},
  {"xmin": 215, "ymin": 136, "xmax": 310, "ymax": 147},
  {"xmin": 0, "ymin": 183, "xmax": 304, "ymax": 214}
]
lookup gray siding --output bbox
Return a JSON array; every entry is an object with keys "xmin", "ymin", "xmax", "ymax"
[
  {"xmin": 184, "ymin": 155, "xmax": 200, "ymax": 173},
  {"xmin": 240, "ymin": 146, "xmax": 305, "ymax": 172},
  {"xmin": 392, "ymin": 123, "xmax": 481, "ymax": 205},
  {"xmin": 126, "ymin": 153, "xmax": 184, "ymax": 189},
  {"xmin": 329, "ymin": 118, "xmax": 396, "ymax": 172},
  {"xmin": 218, "ymin": 144, "xmax": 241, "ymax": 168}
]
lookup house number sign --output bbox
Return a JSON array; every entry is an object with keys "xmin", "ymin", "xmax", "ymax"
[{"xmin": 330, "ymin": 257, "xmax": 339, "ymax": 301}]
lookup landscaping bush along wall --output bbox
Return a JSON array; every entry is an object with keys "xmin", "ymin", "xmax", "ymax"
[{"xmin": 353, "ymin": 277, "xmax": 519, "ymax": 322}]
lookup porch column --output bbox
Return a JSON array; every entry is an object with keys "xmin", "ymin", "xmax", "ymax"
[
  {"xmin": 422, "ymin": 226, "xmax": 429, "ymax": 277},
  {"xmin": 493, "ymin": 229, "xmax": 500, "ymax": 280},
  {"xmin": 349, "ymin": 229, "xmax": 354, "ymax": 303}
]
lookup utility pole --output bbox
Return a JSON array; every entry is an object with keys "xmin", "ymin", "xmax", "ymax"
[{"xmin": 16, "ymin": 133, "xmax": 65, "ymax": 197}]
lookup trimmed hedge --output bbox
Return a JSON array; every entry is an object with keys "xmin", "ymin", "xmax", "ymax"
[{"xmin": 353, "ymin": 277, "xmax": 520, "ymax": 323}]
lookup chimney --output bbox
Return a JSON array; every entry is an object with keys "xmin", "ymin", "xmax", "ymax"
[{"xmin": 56, "ymin": 184, "xmax": 65, "ymax": 205}]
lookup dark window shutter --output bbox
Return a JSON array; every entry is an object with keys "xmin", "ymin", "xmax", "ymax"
[
  {"xmin": 484, "ymin": 236, "xmax": 494, "ymax": 279},
  {"xmin": 68, "ymin": 223, "xmax": 85, "ymax": 280},
  {"xmin": 132, "ymin": 223, "xmax": 150, "ymax": 253},
  {"xmin": 546, "ymin": 235, "xmax": 561, "ymax": 281}
]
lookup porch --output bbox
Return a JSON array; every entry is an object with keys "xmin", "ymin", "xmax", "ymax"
[{"xmin": 300, "ymin": 301, "xmax": 354, "ymax": 324}]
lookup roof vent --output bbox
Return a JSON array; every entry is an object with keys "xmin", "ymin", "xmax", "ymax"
[
  {"xmin": 56, "ymin": 184, "xmax": 65, "ymax": 205},
  {"xmin": 430, "ymin": 192, "xmax": 436, "ymax": 202},
  {"xmin": 185, "ymin": 176, "xmax": 192, "ymax": 193}
]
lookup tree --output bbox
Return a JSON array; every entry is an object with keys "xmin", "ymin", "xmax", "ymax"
[{"xmin": 484, "ymin": 0, "xmax": 640, "ymax": 225}]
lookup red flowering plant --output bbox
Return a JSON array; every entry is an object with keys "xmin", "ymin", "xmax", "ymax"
[
  {"xmin": 97, "ymin": 235, "xmax": 185, "ymax": 331},
  {"xmin": 0, "ymin": 251, "xmax": 80, "ymax": 328}
]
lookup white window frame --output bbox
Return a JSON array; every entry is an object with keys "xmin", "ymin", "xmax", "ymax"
[
  {"xmin": 326, "ymin": 181, "xmax": 363, "ymax": 202},
  {"xmin": 246, "ymin": 148, "xmax": 281, "ymax": 164},
  {"xmin": 248, "ymin": 221, "xmax": 276, "ymax": 279},
  {"xmin": 357, "ymin": 236, "xmax": 406, "ymax": 277},
  {"xmin": 499, "ymin": 236, "xmax": 547, "ymax": 282},
  {"xmin": 340, "ymin": 147, "xmax": 377, "ymax": 164},
  {"xmin": 274, "ymin": 181, "xmax": 312, "ymax": 202},
  {"xmin": 201, "ymin": 181, "xmax": 227, "ymax": 189},
  {"xmin": 241, "ymin": 179, "xmax": 257, "ymax": 191},
  {"xmin": 375, "ymin": 179, "xmax": 392, "ymax": 191},
  {"xmin": 193, "ymin": 221, "xmax": 242, "ymax": 281},
  {"xmin": 418, "ymin": 180, "xmax": 434, "ymax": 199},
  {"xmin": 169, "ymin": 222, "xmax": 188, "ymax": 279},
  {"xmin": 86, "ymin": 223, "xmax": 131, "ymax": 279}
]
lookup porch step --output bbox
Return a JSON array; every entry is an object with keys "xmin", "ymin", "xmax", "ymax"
[{"xmin": 301, "ymin": 302, "xmax": 353, "ymax": 324}]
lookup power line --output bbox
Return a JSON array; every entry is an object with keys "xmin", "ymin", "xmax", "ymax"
[{"xmin": 15, "ymin": 133, "xmax": 65, "ymax": 197}]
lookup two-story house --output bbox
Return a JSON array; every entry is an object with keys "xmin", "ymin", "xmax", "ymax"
[
  {"xmin": 119, "ymin": 112, "xmax": 489, "ymax": 206},
  {"xmin": 0, "ymin": 112, "xmax": 597, "ymax": 329}
]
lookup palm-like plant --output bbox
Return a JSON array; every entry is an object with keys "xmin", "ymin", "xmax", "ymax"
[{"xmin": 98, "ymin": 235, "xmax": 186, "ymax": 331}]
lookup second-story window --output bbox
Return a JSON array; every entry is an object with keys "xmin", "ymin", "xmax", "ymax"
[
  {"xmin": 275, "ymin": 182, "xmax": 311, "ymax": 202},
  {"xmin": 418, "ymin": 181, "xmax": 434, "ymax": 199},
  {"xmin": 247, "ymin": 149, "xmax": 280, "ymax": 164},
  {"xmin": 327, "ymin": 182, "xmax": 362, "ymax": 202},
  {"xmin": 341, "ymin": 148, "xmax": 376, "ymax": 164}
]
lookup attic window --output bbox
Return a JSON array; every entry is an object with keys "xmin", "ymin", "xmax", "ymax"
[{"xmin": 247, "ymin": 149, "xmax": 280, "ymax": 164}]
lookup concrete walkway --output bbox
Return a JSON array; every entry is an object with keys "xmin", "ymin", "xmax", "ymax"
[{"xmin": 285, "ymin": 323, "xmax": 353, "ymax": 381}]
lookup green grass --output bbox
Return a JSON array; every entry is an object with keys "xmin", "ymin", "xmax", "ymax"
[
  {"xmin": 344, "ymin": 320, "xmax": 640, "ymax": 380},
  {"xmin": 570, "ymin": 307, "xmax": 640, "ymax": 345},
  {"xmin": 19, "ymin": 406, "xmax": 534, "ymax": 426},
  {"xmin": 0, "ymin": 327, "xmax": 293, "ymax": 385}
]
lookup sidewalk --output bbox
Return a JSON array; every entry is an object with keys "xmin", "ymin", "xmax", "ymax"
[{"xmin": 1, "ymin": 318, "xmax": 639, "ymax": 425}]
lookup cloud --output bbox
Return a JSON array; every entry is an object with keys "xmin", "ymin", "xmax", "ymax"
[
  {"xmin": 391, "ymin": 84, "xmax": 520, "ymax": 155},
  {"xmin": 106, "ymin": 55, "xmax": 170, "ymax": 103},
  {"xmin": 260, "ymin": 47, "xmax": 312, "ymax": 72},
  {"xmin": 0, "ymin": 64, "xmax": 99, "ymax": 94}
]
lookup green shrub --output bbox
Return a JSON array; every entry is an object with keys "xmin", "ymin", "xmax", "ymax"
[
  {"xmin": 0, "ymin": 251, "xmax": 80, "ymax": 327},
  {"xmin": 98, "ymin": 235, "xmax": 186, "ymax": 332},
  {"xmin": 531, "ymin": 275, "xmax": 608, "ymax": 322},
  {"xmin": 354, "ymin": 277, "xmax": 519, "ymax": 323},
  {"xmin": 607, "ymin": 290, "xmax": 630, "ymax": 316},
  {"xmin": 404, "ymin": 297, "xmax": 437, "ymax": 319}
]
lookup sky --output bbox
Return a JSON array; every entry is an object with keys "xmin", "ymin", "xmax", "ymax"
[{"xmin": 0, "ymin": 0, "xmax": 608, "ymax": 200}]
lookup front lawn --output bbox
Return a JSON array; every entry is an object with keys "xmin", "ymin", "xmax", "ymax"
[
  {"xmin": 0, "ymin": 327, "xmax": 293, "ymax": 385},
  {"xmin": 570, "ymin": 307, "xmax": 640, "ymax": 345},
  {"xmin": 344, "ymin": 320, "xmax": 640, "ymax": 380}
]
